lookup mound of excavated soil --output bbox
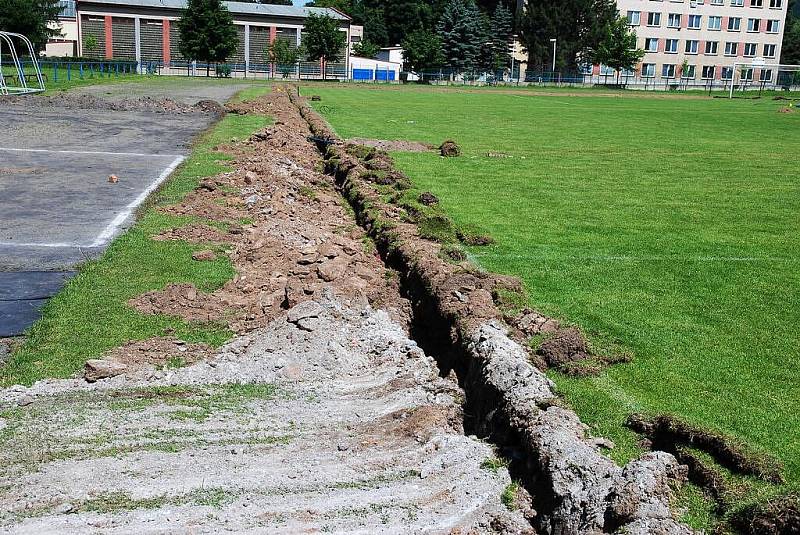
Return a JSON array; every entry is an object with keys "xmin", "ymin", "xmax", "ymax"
[
  {"xmin": 3, "ymin": 93, "xmax": 220, "ymax": 114},
  {"xmin": 130, "ymin": 92, "xmax": 411, "ymax": 333},
  {"xmin": 0, "ymin": 298, "xmax": 532, "ymax": 533}
]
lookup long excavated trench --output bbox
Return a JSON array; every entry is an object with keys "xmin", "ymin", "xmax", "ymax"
[
  {"xmin": 0, "ymin": 87, "xmax": 695, "ymax": 534},
  {"xmin": 287, "ymin": 86, "xmax": 698, "ymax": 535}
]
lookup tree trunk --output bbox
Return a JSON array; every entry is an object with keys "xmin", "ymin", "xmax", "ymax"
[
  {"xmin": 322, "ymin": 58, "xmax": 326, "ymax": 81},
  {"xmin": 206, "ymin": 63, "xmax": 210, "ymax": 77}
]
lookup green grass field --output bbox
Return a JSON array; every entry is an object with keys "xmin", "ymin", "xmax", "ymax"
[{"xmin": 307, "ymin": 86, "xmax": 800, "ymax": 488}]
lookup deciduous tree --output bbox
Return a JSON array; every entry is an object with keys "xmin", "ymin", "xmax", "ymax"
[
  {"xmin": 303, "ymin": 12, "xmax": 347, "ymax": 80},
  {"xmin": 783, "ymin": 1, "xmax": 800, "ymax": 65},
  {"xmin": 352, "ymin": 40, "xmax": 380, "ymax": 58},
  {"xmin": 178, "ymin": 0, "xmax": 239, "ymax": 76},
  {"xmin": 0, "ymin": 0, "xmax": 62, "ymax": 52},
  {"xmin": 401, "ymin": 29, "xmax": 444, "ymax": 76},
  {"xmin": 266, "ymin": 38, "xmax": 301, "ymax": 77},
  {"xmin": 592, "ymin": 15, "xmax": 644, "ymax": 83}
]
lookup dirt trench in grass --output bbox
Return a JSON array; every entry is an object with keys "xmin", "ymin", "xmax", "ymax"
[{"xmin": 0, "ymin": 90, "xmax": 532, "ymax": 533}]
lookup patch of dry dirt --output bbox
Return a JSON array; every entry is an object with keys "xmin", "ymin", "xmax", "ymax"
[
  {"xmin": 348, "ymin": 137, "xmax": 435, "ymax": 152},
  {"xmin": 100, "ymin": 337, "xmax": 214, "ymax": 367}
]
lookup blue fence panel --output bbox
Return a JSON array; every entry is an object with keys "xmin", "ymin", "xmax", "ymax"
[
  {"xmin": 353, "ymin": 68, "xmax": 373, "ymax": 80},
  {"xmin": 375, "ymin": 69, "xmax": 396, "ymax": 81}
]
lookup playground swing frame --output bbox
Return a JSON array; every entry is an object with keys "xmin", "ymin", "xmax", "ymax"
[{"xmin": 0, "ymin": 31, "xmax": 46, "ymax": 95}]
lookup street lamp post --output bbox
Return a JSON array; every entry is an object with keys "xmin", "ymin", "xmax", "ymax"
[
  {"xmin": 550, "ymin": 38, "xmax": 557, "ymax": 77},
  {"xmin": 510, "ymin": 34, "xmax": 518, "ymax": 84}
]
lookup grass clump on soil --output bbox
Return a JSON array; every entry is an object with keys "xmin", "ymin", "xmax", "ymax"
[
  {"xmin": 1, "ymin": 109, "xmax": 271, "ymax": 386},
  {"xmin": 480, "ymin": 456, "xmax": 509, "ymax": 473},
  {"xmin": 308, "ymin": 84, "xmax": 800, "ymax": 527},
  {"xmin": 501, "ymin": 481, "xmax": 521, "ymax": 511}
]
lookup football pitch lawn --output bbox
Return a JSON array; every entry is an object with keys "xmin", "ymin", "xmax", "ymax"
[{"xmin": 309, "ymin": 85, "xmax": 800, "ymax": 485}]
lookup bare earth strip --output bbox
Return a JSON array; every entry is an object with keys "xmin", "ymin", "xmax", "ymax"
[
  {"xmin": 0, "ymin": 90, "xmax": 531, "ymax": 534},
  {"xmin": 0, "ymin": 299, "xmax": 527, "ymax": 533}
]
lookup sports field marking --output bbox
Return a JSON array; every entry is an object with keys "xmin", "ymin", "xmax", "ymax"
[
  {"xmin": 0, "ymin": 147, "xmax": 183, "ymax": 158},
  {"xmin": 472, "ymin": 253, "xmax": 798, "ymax": 262},
  {"xmin": 0, "ymin": 154, "xmax": 185, "ymax": 249},
  {"xmin": 89, "ymin": 155, "xmax": 185, "ymax": 247},
  {"xmin": 0, "ymin": 241, "xmax": 85, "ymax": 248}
]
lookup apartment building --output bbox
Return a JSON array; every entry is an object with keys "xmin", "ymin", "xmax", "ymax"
[{"xmin": 616, "ymin": 0, "xmax": 789, "ymax": 84}]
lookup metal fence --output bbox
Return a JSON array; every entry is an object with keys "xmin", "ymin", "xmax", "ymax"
[{"xmin": 410, "ymin": 65, "xmax": 800, "ymax": 93}]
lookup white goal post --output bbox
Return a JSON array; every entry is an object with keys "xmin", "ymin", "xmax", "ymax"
[{"xmin": 729, "ymin": 60, "xmax": 800, "ymax": 98}]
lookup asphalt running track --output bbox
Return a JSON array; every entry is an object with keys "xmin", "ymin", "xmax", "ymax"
[{"xmin": 0, "ymin": 86, "xmax": 242, "ymax": 336}]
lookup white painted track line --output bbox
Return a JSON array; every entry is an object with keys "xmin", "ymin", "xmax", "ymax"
[
  {"xmin": 0, "ymin": 155, "xmax": 186, "ymax": 249},
  {"xmin": 0, "ymin": 147, "xmax": 183, "ymax": 158},
  {"xmin": 90, "ymin": 155, "xmax": 185, "ymax": 247}
]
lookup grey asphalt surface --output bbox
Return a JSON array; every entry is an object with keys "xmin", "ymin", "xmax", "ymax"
[{"xmin": 0, "ymin": 80, "xmax": 250, "ymax": 336}]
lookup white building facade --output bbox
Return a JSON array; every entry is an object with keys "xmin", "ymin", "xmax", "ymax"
[{"xmin": 616, "ymin": 0, "xmax": 790, "ymax": 84}]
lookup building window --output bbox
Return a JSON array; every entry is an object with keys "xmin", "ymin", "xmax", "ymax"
[
  {"xmin": 642, "ymin": 63, "xmax": 656, "ymax": 77},
  {"xmin": 722, "ymin": 66, "xmax": 734, "ymax": 80},
  {"xmin": 682, "ymin": 64, "xmax": 696, "ymax": 79},
  {"xmin": 744, "ymin": 42, "xmax": 757, "ymax": 56},
  {"xmin": 628, "ymin": 11, "xmax": 641, "ymax": 25},
  {"xmin": 725, "ymin": 42, "xmax": 739, "ymax": 55},
  {"xmin": 648, "ymin": 12, "xmax": 662, "ymax": 26},
  {"xmin": 766, "ymin": 20, "xmax": 780, "ymax": 32},
  {"xmin": 764, "ymin": 43, "xmax": 776, "ymax": 57},
  {"xmin": 711, "ymin": 0, "xmax": 724, "ymax": 4},
  {"xmin": 750, "ymin": 0, "xmax": 763, "ymax": 6},
  {"xmin": 747, "ymin": 18, "xmax": 760, "ymax": 32},
  {"xmin": 688, "ymin": 15, "xmax": 702, "ymax": 29},
  {"xmin": 668, "ymin": 13, "xmax": 682, "ymax": 28},
  {"xmin": 708, "ymin": 16, "xmax": 722, "ymax": 30},
  {"xmin": 731, "ymin": 0, "xmax": 744, "ymax": 6},
  {"xmin": 702, "ymin": 65, "xmax": 716, "ymax": 79},
  {"xmin": 760, "ymin": 69, "xmax": 772, "ymax": 81},
  {"xmin": 769, "ymin": 0, "xmax": 782, "ymax": 7},
  {"xmin": 728, "ymin": 17, "xmax": 741, "ymax": 31},
  {"xmin": 705, "ymin": 41, "xmax": 719, "ymax": 54},
  {"xmin": 741, "ymin": 67, "xmax": 753, "ymax": 80},
  {"xmin": 662, "ymin": 64, "xmax": 676, "ymax": 78},
  {"xmin": 686, "ymin": 40, "xmax": 699, "ymax": 54},
  {"xmin": 645, "ymin": 38, "xmax": 659, "ymax": 52},
  {"xmin": 665, "ymin": 39, "xmax": 679, "ymax": 53}
]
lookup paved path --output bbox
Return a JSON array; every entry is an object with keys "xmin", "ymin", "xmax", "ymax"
[{"xmin": 0, "ymin": 80, "xmax": 247, "ymax": 336}]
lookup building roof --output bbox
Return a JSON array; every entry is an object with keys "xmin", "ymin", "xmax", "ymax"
[{"xmin": 77, "ymin": 0, "xmax": 350, "ymax": 20}]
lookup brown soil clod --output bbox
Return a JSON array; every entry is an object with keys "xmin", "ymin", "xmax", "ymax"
[
  {"xmin": 418, "ymin": 191, "xmax": 440, "ymax": 206},
  {"xmin": 128, "ymin": 283, "xmax": 234, "ymax": 324},
  {"xmin": 440, "ymin": 139, "xmax": 462, "ymax": 157},
  {"xmin": 191, "ymin": 249, "xmax": 217, "ymax": 262},
  {"xmin": 731, "ymin": 493, "xmax": 800, "ymax": 535},
  {"xmin": 535, "ymin": 327, "xmax": 591, "ymax": 368}
]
